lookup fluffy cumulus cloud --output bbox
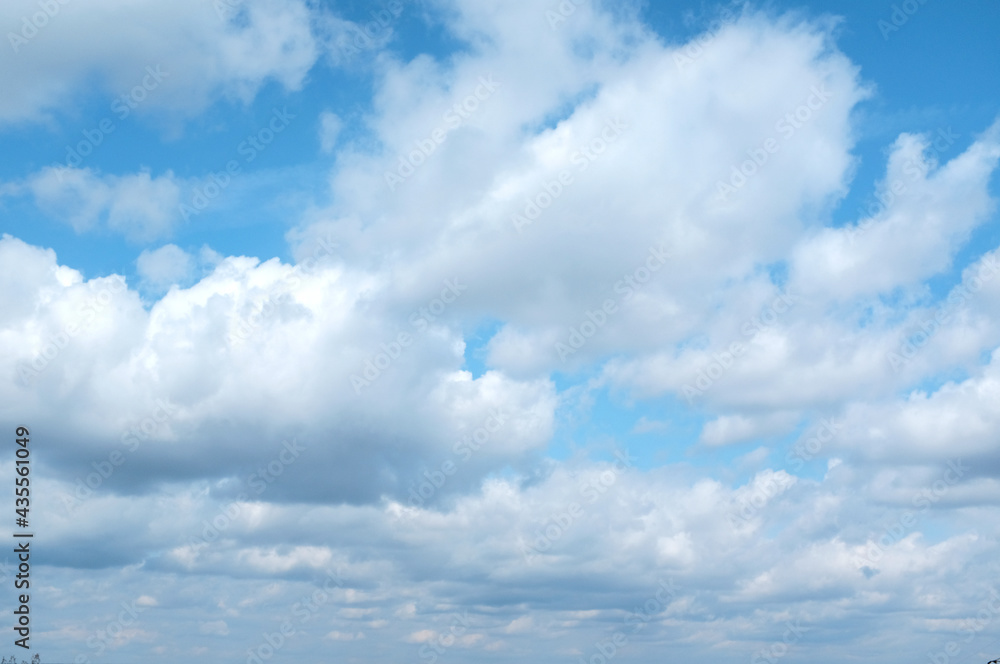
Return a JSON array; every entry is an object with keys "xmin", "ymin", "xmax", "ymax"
[{"xmin": 1, "ymin": 1, "xmax": 999, "ymax": 663}]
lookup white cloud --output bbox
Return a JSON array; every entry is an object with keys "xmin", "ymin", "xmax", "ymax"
[
  {"xmin": 136, "ymin": 244, "xmax": 196, "ymax": 291},
  {"xmin": 28, "ymin": 450, "xmax": 997, "ymax": 660},
  {"xmin": 700, "ymin": 412, "xmax": 799, "ymax": 447},
  {"xmin": 199, "ymin": 620, "xmax": 229, "ymax": 636},
  {"xmin": 632, "ymin": 416, "xmax": 670, "ymax": 434},
  {"xmin": 0, "ymin": 235, "xmax": 557, "ymax": 506},
  {"xmin": 790, "ymin": 122, "xmax": 1000, "ymax": 301},
  {"xmin": 319, "ymin": 110, "xmax": 342, "ymax": 153},
  {"xmin": 25, "ymin": 166, "xmax": 182, "ymax": 241},
  {"xmin": 24, "ymin": 166, "xmax": 111, "ymax": 233}
]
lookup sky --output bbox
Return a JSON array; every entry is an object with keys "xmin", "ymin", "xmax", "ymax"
[{"xmin": 1, "ymin": 0, "xmax": 1000, "ymax": 662}]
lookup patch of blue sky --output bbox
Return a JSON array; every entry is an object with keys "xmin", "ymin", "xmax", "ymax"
[
  {"xmin": 379, "ymin": 1, "xmax": 480, "ymax": 63},
  {"xmin": 813, "ymin": 0, "xmax": 999, "ymax": 237},
  {"xmin": 461, "ymin": 317, "xmax": 504, "ymax": 379},
  {"xmin": 900, "ymin": 367, "xmax": 973, "ymax": 400},
  {"xmin": 462, "ymin": 329, "xmax": 716, "ymax": 473},
  {"xmin": 765, "ymin": 260, "xmax": 790, "ymax": 290},
  {"xmin": 545, "ymin": 381, "xmax": 710, "ymax": 471},
  {"xmin": 521, "ymin": 84, "xmax": 602, "ymax": 136},
  {"xmin": 855, "ymin": 303, "xmax": 876, "ymax": 329}
]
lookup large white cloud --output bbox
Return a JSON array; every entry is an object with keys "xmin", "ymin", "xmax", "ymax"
[{"xmin": 0, "ymin": 233, "xmax": 557, "ymax": 506}]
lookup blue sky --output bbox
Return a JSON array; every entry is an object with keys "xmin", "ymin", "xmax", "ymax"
[
  {"xmin": 2, "ymin": 1, "xmax": 1000, "ymax": 663},
  {"xmin": 3, "ymin": 1, "xmax": 997, "ymax": 281}
]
